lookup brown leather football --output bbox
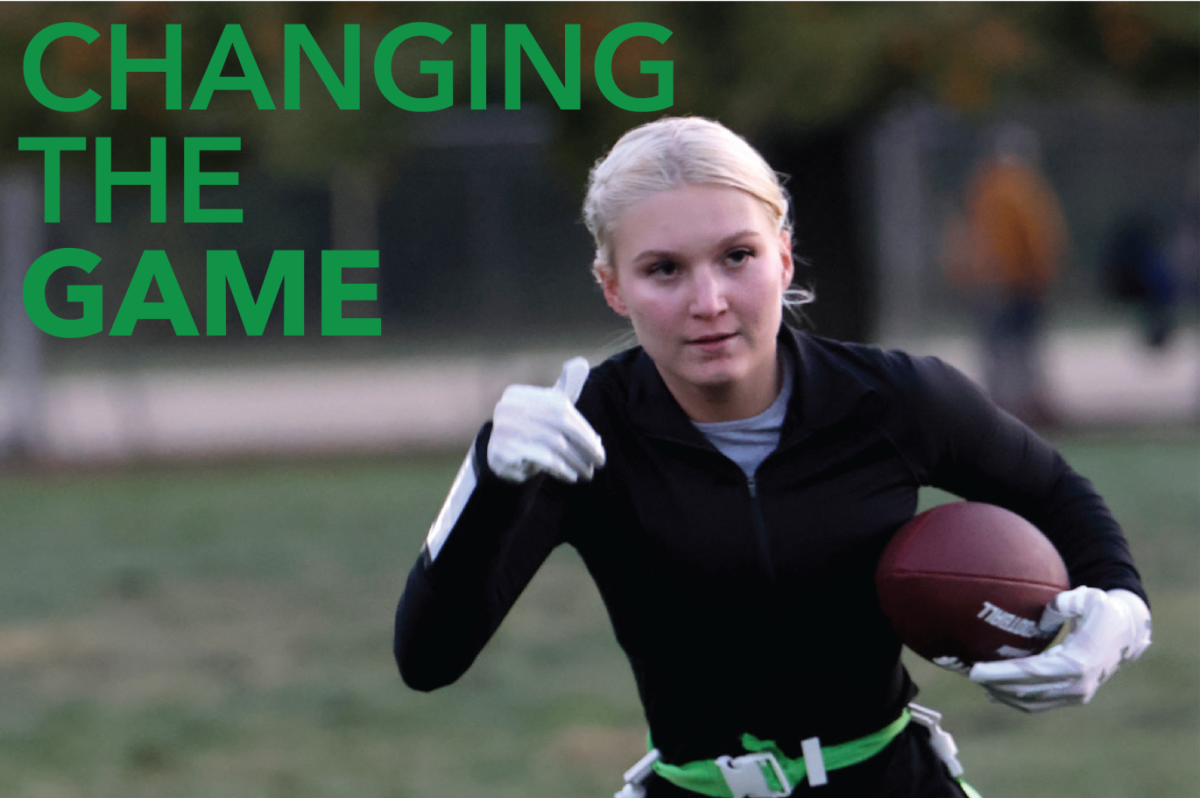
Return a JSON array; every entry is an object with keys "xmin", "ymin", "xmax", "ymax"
[{"xmin": 876, "ymin": 501, "xmax": 1071, "ymax": 665}]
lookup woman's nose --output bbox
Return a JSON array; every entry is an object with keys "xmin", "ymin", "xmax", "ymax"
[{"xmin": 689, "ymin": 266, "xmax": 728, "ymax": 317}]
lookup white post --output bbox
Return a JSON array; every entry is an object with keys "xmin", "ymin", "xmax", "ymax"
[
  {"xmin": 0, "ymin": 167, "xmax": 46, "ymax": 459},
  {"xmin": 871, "ymin": 103, "xmax": 936, "ymax": 344}
]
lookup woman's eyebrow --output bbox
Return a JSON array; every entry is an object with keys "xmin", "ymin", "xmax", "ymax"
[
  {"xmin": 630, "ymin": 248, "xmax": 678, "ymax": 264},
  {"xmin": 630, "ymin": 230, "xmax": 763, "ymax": 264},
  {"xmin": 714, "ymin": 229, "xmax": 762, "ymax": 248}
]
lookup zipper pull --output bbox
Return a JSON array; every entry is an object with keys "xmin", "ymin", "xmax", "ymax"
[{"xmin": 747, "ymin": 475, "xmax": 758, "ymax": 497}]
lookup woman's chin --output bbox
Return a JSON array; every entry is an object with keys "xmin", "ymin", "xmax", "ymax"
[{"xmin": 678, "ymin": 362, "xmax": 745, "ymax": 392}]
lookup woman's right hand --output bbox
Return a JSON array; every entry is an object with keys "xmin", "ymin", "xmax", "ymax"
[{"xmin": 487, "ymin": 357, "xmax": 606, "ymax": 483}]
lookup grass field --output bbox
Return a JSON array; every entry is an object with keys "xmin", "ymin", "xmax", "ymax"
[{"xmin": 0, "ymin": 433, "xmax": 1195, "ymax": 798}]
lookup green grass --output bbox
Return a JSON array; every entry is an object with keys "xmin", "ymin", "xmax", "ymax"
[{"xmin": 0, "ymin": 435, "xmax": 1195, "ymax": 797}]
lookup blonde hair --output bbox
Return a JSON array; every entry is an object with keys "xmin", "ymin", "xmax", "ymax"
[{"xmin": 582, "ymin": 116, "xmax": 812, "ymax": 310}]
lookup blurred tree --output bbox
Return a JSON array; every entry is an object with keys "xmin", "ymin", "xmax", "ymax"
[
  {"xmin": 0, "ymin": 2, "xmax": 1195, "ymax": 342},
  {"xmin": 5, "ymin": 2, "xmax": 1195, "ymax": 170}
]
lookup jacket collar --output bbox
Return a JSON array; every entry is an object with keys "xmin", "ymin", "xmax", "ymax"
[{"xmin": 625, "ymin": 325, "xmax": 875, "ymax": 449}]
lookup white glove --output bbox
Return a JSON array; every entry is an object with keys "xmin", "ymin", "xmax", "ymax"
[
  {"xmin": 487, "ymin": 357, "xmax": 606, "ymax": 484},
  {"xmin": 969, "ymin": 587, "xmax": 1151, "ymax": 713},
  {"xmin": 931, "ymin": 656, "xmax": 972, "ymax": 677},
  {"xmin": 424, "ymin": 357, "xmax": 605, "ymax": 562}
]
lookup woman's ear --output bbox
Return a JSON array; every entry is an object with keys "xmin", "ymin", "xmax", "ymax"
[
  {"xmin": 596, "ymin": 263, "xmax": 629, "ymax": 317},
  {"xmin": 778, "ymin": 229, "xmax": 795, "ymax": 289}
]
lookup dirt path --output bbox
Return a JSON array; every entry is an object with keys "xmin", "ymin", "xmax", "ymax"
[{"xmin": 6, "ymin": 326, "xmax": 1198, "ymax": 463}]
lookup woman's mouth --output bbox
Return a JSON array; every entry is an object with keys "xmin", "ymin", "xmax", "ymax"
[{"xmin": 688, "ymin": 332, "xmax": 737, "ymax": 350}]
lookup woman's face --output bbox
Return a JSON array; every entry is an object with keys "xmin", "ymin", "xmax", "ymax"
[{"xmin": 599, "ymin": 184, "xmax": 794, "ymax": 420}]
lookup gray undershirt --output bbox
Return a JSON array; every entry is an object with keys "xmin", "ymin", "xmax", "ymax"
[{"xmin": 691, "ymin": 350, "xmax": 794, "ymax": 477}]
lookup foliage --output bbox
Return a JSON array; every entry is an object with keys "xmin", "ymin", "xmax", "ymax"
[{"xmin": 1, "ymin": 2, "xmax": 1196, "ymax": 176}]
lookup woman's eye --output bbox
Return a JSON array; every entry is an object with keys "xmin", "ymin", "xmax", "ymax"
[
  {"xmin": 727, "ymin": 248, "xmax": 754, "ymax": 266},
  {"xmin": 648, "ymin": 260, "xmax": 678, "ymax": 277}
]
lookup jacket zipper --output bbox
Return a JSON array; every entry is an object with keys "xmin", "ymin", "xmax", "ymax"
[{"xmin": 746, "ymin": 475, "xmax": 777, "ymax": 584}]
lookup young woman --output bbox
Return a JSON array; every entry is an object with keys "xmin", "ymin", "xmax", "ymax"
[{"xmin": 394, "ymin": 117, "xmax": 1151, "ymax": 798}]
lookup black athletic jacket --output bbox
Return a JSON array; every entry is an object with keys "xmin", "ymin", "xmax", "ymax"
[{"xmin": 395, "ymin": 326, "xmax": 1145, "ymax": 775}]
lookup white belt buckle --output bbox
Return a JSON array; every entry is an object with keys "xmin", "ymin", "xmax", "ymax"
[
  {"xmin": 715, "ymin": 751, "xmax": 792, "ymax": 798},
  {"xmin": 800, "ymin": 736, "xmax": 827, "ymax": 787},
  {"xmin": 908, "ymin": 702, "xmax": 963, "ymax": 778},
  {"xmin": 614, "ymin": 748, "xmax": 661, "ymax": 798}
]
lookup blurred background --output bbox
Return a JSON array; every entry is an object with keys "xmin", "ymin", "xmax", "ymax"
[{"xmin": 0, "ymin": 3, "xmax": 1196, "ymax": 797}]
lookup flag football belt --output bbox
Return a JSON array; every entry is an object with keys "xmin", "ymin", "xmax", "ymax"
[
  {"xmin": 615, "ymin": 703, "xmax": 985, "ymax": 798},
  {"xmin": 649, "ymin": 710, "xmax": 910, "ymax": 797}
]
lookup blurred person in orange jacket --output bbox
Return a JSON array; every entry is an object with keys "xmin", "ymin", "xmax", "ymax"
[{"xmin": 947, "ymin": 123, "xmax": 1067, "ymax": 427}]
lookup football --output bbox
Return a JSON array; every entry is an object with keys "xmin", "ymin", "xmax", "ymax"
[{"xmin": 876, "ymin": 501, "xmax": 1070, "ymax": 666}]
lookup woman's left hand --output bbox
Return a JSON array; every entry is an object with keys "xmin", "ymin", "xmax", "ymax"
[{"xmin": 968, "ymin": 587, "xmax": 1152, "ymax": 712}]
